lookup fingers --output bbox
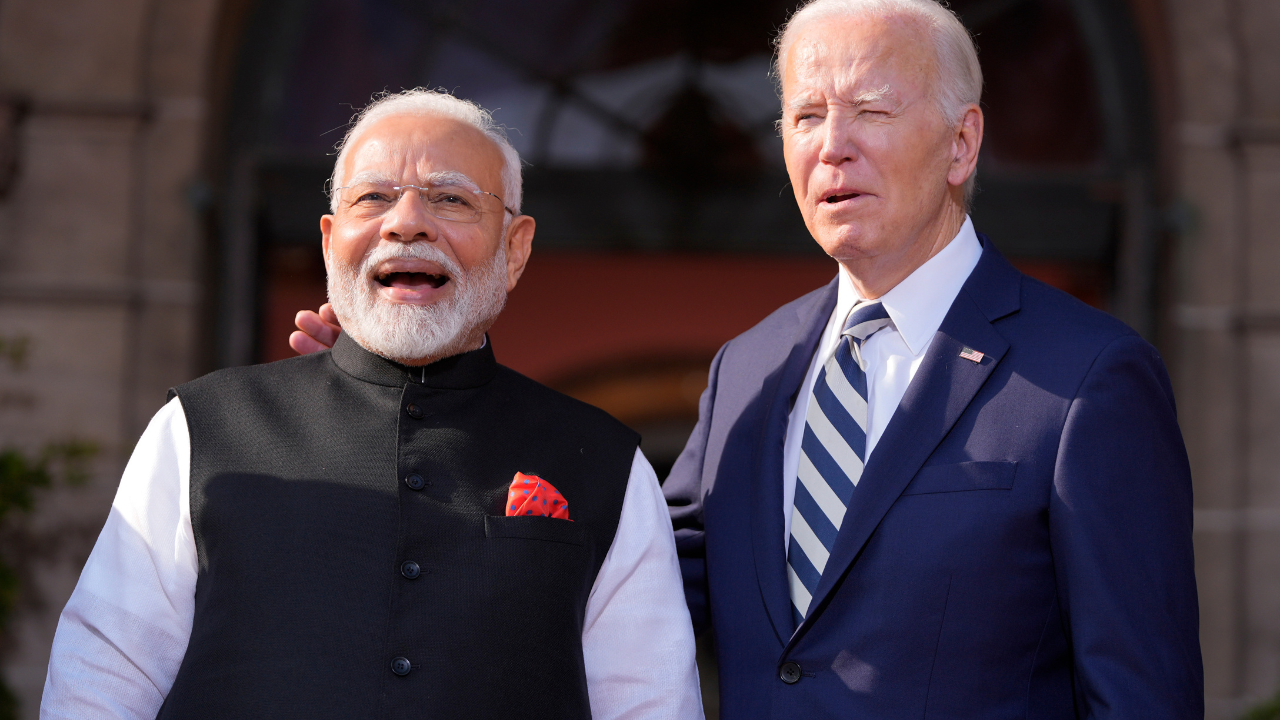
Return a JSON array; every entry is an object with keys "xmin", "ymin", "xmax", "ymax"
[
  {"xmin": 294, "ymin": 309, "xmax": 341, "ymax": 351},
  {"xmin": 289, "ymin": 330, "xmax": 330, "ymax": 355},
  {"xmin": 318, "ymin": 303, "xmax": 341, "ymax": 327}
]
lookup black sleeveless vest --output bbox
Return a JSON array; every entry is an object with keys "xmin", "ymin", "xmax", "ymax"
[{"xmin": 157, "ymin": 334, "xmax": 638, "ymax": 719}]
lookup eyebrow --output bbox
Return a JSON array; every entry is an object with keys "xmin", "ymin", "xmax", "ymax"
[
  {"xmin": 849, "ymin": 85, "xmax": 894, "ymax": 106},
  {"xmin": 420, "ymin": 171, "xmax": 482, "ymax": 192},
  {"xmin": 341, "ymin": 169, "xmax": 482, "ymax": 192},
  {"xmin": 786, "ymin": 95, "xmax": 820, "ymax": 112},
  {"xmin": 786, "ymin": 85, "xmax": 895, "ymax": 112}
]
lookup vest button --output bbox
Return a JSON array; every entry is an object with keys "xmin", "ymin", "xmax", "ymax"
[
  {"xmin": 401, "ymin": 561, "xmax": 421, "ymax": 579},
  {"xmin": 391, "ymin": 656, "xmax": 412, "ymax": 676},
  {"xmin": 779, "ymin": 661, "xmax": 802, "ymax": 684},
  {"xmin": 405, "ymin": 403, "xmax": 424, "ymax": 419},
  {"xmin": 404, "ymin": 473, "xmax": 426, "ymax": 491}
]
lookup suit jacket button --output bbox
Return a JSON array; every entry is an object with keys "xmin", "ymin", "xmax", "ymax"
[
  {"xmin": 406, "ymin": 403, "xmax": 424, "ymax": 419},
  {"xmin": 391, "ymin": 657, "xmax": 412, "ymax": 676},
  {"xmin": 779, "ymin": 661, "xmax": 802, "ymax": 684},
  {"xmin": 401, "ymin": 561, "xmax": 421, "ymax": 579},
  {"xmin": 404, "ymin": 473, "xmax": 425, "ymax": 491}
]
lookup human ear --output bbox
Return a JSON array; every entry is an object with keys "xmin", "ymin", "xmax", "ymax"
[
  {"xmin": 503, "ymin": 214, "xmax": 536, "ymax": 292},
  {"xmin": 320, "ymin": 214, "xmax": 334, "ymax": 274},
  {"xmin": 947, "ymin": 105, "xmax": 984, "ymax": 188}
]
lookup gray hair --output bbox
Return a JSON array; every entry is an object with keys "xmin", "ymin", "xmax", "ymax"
[
  {"xmin": 329, "ymin": 88, "xmax": 523, "ymax": 215},
  {"xmin": 774, "ymin": 0, "xmax": 983, "ymax": 128}
]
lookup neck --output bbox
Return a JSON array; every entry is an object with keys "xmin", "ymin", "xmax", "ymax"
[{"xmin": 839, "ymin": 198, "xmax": 967, "ymax": 300}]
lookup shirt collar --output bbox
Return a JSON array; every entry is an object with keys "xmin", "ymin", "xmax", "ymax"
[{"xmin": 836, "ymin": 215, "xmax": 983, "ymax": 356}]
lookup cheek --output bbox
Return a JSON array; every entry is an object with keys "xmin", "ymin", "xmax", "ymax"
[
  {"xmin": 783, "ymin": 135, "xmax": 819, "ymax": 184},
  {"xmin": 448, "ymin": 228, "xmax": 501, "ymax": 273},
  {"xmin": 329, "ymin": 221, "xmax": 378, "ymax": 269}
]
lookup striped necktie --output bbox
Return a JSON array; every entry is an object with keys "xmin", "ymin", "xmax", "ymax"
[{"xmin": 787, "ymin": 300, "xmax": 892, "ymax": 626}]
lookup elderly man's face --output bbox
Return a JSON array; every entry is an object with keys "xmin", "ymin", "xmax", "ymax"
[
  {"xmin": 781, "ymin": 13, "xmax": 975, "ymax": 283},
  {"xmin": 321, "ymin": 114, "xmax": 534, "ymax": 364}
]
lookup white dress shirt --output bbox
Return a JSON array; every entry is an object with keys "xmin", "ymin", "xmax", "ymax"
[
  {"xmin": 782, "ymin": 217, "xmax": 983, "ymax": 543},
  {"xmin": 42, "ymin": 397, "xmax": 703, "ymax": 720}
]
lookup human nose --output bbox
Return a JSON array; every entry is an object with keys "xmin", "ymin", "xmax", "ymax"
[
  {"xmin": 818, "ymin": 112, "xmax": 858, "ymax": 166},
  {"xmin": 381, "ymin": 187, "xmax": 439, "ymax": 244}
]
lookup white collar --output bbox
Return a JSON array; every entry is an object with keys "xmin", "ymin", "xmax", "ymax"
[{"xmin": 836, "ymin": 216, "xmax": 983, "ymax": 356}]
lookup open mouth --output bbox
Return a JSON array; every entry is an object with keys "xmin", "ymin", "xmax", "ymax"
[
  {"xmin": 825, "ymin": 193, "xmax": 860, "ymax": 204},
  {"xmin": 376, "ymin": 271, "xmax": 450, "ymax": 290}
]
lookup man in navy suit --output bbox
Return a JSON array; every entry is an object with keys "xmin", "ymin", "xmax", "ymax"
[{"xmin": 661, "ymin": 0, "xmax": 1203, "ymax": 717}]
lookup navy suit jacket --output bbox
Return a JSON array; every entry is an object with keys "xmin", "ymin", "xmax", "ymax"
[{"xmin": 664, "ymin": 238, "xmax": 1202, "ymax": 718}]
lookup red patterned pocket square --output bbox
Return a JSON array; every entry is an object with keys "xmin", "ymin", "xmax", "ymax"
[{"xmin": 506, "ymin": 472, "xmax": 571, "ymax": 520}]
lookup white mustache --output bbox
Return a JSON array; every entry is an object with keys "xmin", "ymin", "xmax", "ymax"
[{"xmin": 358, "ymin": 242, "xmax": 464, "ymax": 283}]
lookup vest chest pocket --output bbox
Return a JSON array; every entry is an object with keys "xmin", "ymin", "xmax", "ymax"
[
  {"xmin": 481, "ymin": 515, "xmax": 593, "ymax": 610},
  {"xmin": 901, "ymin": 461, "xmax": 1018, "ymax": 495},
  {"xmin": 484, "ymin": 515, "xmax": 586, "ymax": 545}
]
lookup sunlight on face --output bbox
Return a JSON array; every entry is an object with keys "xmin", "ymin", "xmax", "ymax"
[
  {"xmin": 321, "ymin": 114, "xmax": 513, "ymax": 365},
  {"xmin": 781, "ymin": 12, "xmax": 961, "ymax": 272}
]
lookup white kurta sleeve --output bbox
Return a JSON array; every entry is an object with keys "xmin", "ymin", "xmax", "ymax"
[
  {"xmin": 582, "ymin": 448, "xmax": 704, "ymax": 720},
  {"xmin": 41, "ymin": 396, "xmax": 198, "ymax": 719}
]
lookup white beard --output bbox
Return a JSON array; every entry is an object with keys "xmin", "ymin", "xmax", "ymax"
[{"xmin": 326, "ymin": 241, "xmax": 508, "ymax": 365}]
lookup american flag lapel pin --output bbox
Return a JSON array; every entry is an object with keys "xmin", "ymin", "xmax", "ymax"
[{"xmin": 959, "ymin": 347, "xmax": 985, "ymax": 363}]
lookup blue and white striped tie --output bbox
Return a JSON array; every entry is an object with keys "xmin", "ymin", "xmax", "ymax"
[{"xmin": 788, "ymin": 301, "xmax": 893, "ymax": 626}]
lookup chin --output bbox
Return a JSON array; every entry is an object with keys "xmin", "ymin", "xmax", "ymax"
[
  {"xmin": 329, "ymin": 251, "xmax": 509, "ymax": 366},
  {"xmin": 814, "ymin": 222, "xmax": 883, "ymax": 261}
]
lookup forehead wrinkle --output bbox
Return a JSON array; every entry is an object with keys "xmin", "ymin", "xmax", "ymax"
[
  {"xmin": 785, "ymin": 12, "xmax": 938, "ymax": 108},
  {"xmin": 787, "ymin": 39, "xmax": 884, "ymax": 103}
]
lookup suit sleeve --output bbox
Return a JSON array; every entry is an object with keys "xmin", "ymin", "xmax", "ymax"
[
  {"xmin": 662, "ymin": 344, "xmax": 727, "ymax": 634},
  {"xmin": 1050, "ymin": 334, "xmax": 1203, "ymax": 718}
]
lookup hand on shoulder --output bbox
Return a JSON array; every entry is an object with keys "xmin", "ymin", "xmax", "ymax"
[{"xmin": 290, "ymin": 303, "xmax": 341, "ymax": 354}]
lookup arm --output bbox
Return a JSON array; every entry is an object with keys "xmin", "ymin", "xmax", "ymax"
[
  {"xmin": 661, "ymin": 345, "xmax": 725, "ymax": 633},
  {"xmin": 41, "ymin": 397, "xmax": 198, "ymax": 719},
  {"xmin": 1050, "ymin": 335, "xmax": 1203, "ymax": 718},
  {"xmin": 581, "ymin": 449, "xmax": 704, "ymax": 720}
]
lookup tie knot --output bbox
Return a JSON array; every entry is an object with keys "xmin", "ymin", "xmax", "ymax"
[{"xmin": 842, "ymin": 301, "xmax": 892, "ymax": 342}]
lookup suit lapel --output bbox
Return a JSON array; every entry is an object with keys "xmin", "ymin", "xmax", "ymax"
[
  {"xmin": 750, "ymin": 277, "xmax": 838, "ymax": 647},
  {"xmin": 789, "ymin": 240, "xmax": 1023, "ymax": 645}
]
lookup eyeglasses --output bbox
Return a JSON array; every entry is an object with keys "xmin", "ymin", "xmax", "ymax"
[{"xmin": 331, "ymin": 182, "xmax": 516, "ymax": 223}]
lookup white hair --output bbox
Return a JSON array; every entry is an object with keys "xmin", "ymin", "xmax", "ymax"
[
  {"xmin": 329, "ymin": 88, "xmax": 523, "ymax": 215},
  {"xmin": 774, "ymin": 0, "xmax": 983, "ymax": 127}
]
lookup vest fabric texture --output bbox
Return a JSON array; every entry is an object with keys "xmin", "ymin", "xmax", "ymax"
[{"xmin": 157, "ymin": 334, "xmax": 638, "ymax": 720}]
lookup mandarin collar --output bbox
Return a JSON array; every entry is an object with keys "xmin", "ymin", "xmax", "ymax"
[{"xmin": 330, "ymin": 332, "xmax": 497, "ymax": 389}]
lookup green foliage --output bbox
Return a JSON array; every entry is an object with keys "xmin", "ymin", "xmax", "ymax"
[
  {"xmin": 1243, "ymin": 689, "xmax": 1280, "ymax": 720},
  {"xmin": 0, "ymin": 440, "xmax": 97, "ymax": 719}
]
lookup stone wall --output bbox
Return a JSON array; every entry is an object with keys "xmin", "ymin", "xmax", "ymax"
[{"xmin": 1167, "ymin": 0, "xmax": 1280, "ymax": 715}]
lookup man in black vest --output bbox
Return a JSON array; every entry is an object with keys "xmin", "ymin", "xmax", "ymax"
[{"xmin": 42, "ymin": 89, "xmax": 703, "ymax": 720}]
